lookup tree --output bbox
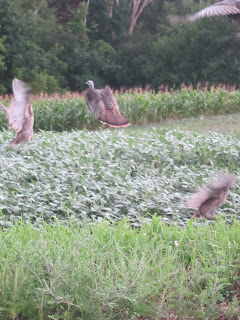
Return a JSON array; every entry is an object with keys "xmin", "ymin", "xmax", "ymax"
[
  {"xmin": 58, "ymin": 4, "xmax": 119, "ymax": 91},
  {"xmin": 87, "ymin": 0, "xmax": 155, "ymax": 43},
  {"xmin": 129, "ymin": 0, "xmax": 153, "ymax": 35},
  {"xmin": 0, "ymin": 0, "xmax": 239, "ymax": 93},
  {"xmin": 48, "ymin": 0, "xmax": 83, "ymax": 25},
  {"xmin": 0, "ymin": 29, "xmax": 6, "ymax": 92},
  {"xmin": 84, "ymin": 0, "xmax": 90, "ymax": 25},
  {"xmin": 18, "ymin": 0, "xmax": 48, "ymax": 15},
  {"xmin": 150, "ymin": 16, "xmax": 240, "ymax": 89},
  {"xmin": 0, "ymin": 0, "xmax": 66, "ymax": 93}
]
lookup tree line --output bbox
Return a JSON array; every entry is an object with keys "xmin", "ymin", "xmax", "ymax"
[{"xmin": 0, "ymin": 0, "xmax": 239, "ymax": 93}]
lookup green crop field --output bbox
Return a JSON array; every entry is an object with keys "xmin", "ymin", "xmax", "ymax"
[
  {"xmin": 0, "ymin": 125, "xmax": 239, "ymax": 227},
  {"xmin": 1, "ymin": 87, "xmax": 240, "ymax": 132},
  {"xmin": 1, "ymin": 91, "xmax": 240, "ymax": 319}
]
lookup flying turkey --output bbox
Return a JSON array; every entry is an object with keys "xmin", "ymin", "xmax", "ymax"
[
  {"xmin": 0, "ymin": 78, "xmax": 34, "ymax": 145},
  {"xmin": 85, "ymin": 80, "xmax": 130, "ymax": 128},
  {"xmin": 185, "ymin": 174, "xmax": 236, "ymax": 219},
  {"xmin": 168, "ymin": 0, "xmax": 240, "ymax": 27}
]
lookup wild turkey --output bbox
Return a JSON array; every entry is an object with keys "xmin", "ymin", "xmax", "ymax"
[
  {"xmin": 185, "ymin": 174, "xmax": 236, "ymax": 219},
  {"xmin": 0, "ymin": 78, "xmax": 34, "ymax": 145},
  {"xmin": 85, "ymin": 80, "xmax": 130, "ymax": 128},
  {"xmin": 168, "ymin": 0, "xmax": 240, "ymax": 27}
]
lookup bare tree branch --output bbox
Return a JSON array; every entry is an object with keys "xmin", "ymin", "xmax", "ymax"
[
  {"xmin": 105, "ymin": 0, "xmax": 121, "ymax": 18},
  {"xmin": 34, "ymin": 0, "xmax": 46, "ymax": 15},
  {"xmin": 104, "ymin": 0, "xmax": 152, "ymax": 35},
  {"xmin": 129, "ymin": 0, "xmax": 153, "ymax": 35},
  {"xmin": 84, "ymin": 0, "xmax": 90, "ymax": 26},
  {"xmin": 105, "ymin": 0, "xmax": 113, "ymax": 18}
]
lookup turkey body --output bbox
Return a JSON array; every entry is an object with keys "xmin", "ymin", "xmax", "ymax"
[
  {"xmin": 85, "ymin": 81, "xmax": 130, "ymax": 128},
  {"xmin": 185, "ymin": 174, "xmax": 236, "ymax": 219},
  {"xmin": 0, "ymin": 78, "xmax": 34, "ymax": 145}
]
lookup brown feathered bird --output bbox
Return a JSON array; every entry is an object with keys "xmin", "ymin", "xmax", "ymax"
[
  {"xmin": 85, "ymin": 80, "xmax": 130, "ymax": 128},
  {"xmin": 168, "ymin": 0, "xmax": 240, "ymax": 27},
  {"xmin": 185, "ymin": 174, "xmax": 236, "ymax": 219},
  {"xmin": 0, "ymin": 78, "xmax": 34, "ymax": 145}
]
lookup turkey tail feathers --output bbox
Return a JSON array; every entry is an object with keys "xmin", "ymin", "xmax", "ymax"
[
  {"xmin": 99, "ymin": 112, "xmax": 130, "ymax": 128},
  {"xmin": 185, "ymin": 174, "xmax": 236, "ymax": 219}
]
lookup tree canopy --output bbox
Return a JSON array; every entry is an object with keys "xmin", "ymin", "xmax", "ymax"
[{"xmin": 0, "ymin": 0, "xmax": 239, "ymax": 93}]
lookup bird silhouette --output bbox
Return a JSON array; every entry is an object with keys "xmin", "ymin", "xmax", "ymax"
[
  {"xmin": 185, "ymin": 174, "xmax": 236, "ymax": 219},
  {"xmin": 0, "ymin": 78, "xmax": 34, "ymax": 145},
  {"xmin": 85, "ymin": 80, "xmax": 130, "ymax": 128},
  {"xmin": 168, "ymin": 0, "xmax": 240, "ymax": 27}
]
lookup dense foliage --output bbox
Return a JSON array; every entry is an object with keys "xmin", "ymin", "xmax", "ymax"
[
  {"xmin": 0, "ymin": 0, "xmax": 240, "ymax": 93},
  {"xmin": 0, "ymin": 218, "xmax": 240, "ymax": 319},
  {"xmin": 1, "ymin": 87, "xmax": 240, "ymax": 132},
  {"xmin": 0, "ymin": 127, "xmax": 239, "ymax": 226}
]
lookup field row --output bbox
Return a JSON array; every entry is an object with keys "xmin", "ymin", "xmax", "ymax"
[
  {"xmin": 1, "ymin": 88, "xmax": 240, "ymax": 131},
  {"xmin": 0, "ymin": 127, "xmax": 239, "ymax": 226}
]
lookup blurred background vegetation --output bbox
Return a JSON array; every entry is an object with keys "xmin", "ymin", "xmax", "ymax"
[{"xmin": 0, "ymin": 0, "xmax": 239, "ymax": 94}]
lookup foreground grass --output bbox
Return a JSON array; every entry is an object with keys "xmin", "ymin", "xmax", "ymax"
[{"xmin": 0, "ymin": 218, "xmax": 240, "ymax": 320}]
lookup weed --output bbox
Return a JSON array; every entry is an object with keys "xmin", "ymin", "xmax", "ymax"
[{"xmin": 0, "ymin": 219, "xmax": 239, "ymax": 319}]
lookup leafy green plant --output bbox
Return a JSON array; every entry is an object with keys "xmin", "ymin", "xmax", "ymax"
[{"xmin": 0, "ymin": 127, "xmax": 239, "ymax": 226}]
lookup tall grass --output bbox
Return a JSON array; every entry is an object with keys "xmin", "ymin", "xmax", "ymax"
[
  {"xmin": 0, "ymin": 218, "xmax": 240, "ymax": 319},
  {"xmin": 1, "ymin": 87, "xmax": 240, "ymax": 132}
]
